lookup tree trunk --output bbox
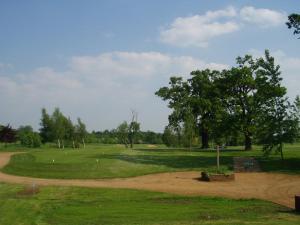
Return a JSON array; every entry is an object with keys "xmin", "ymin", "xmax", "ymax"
[
  {"xmin": 57, "ymin": 139, "xmax": 61, "ymax": 149},
  {"xmin": 82, "ymin": 138, "xmax": 85, "ymax": 149},
  {"xmin": 72, "ymin": 139, "xmax": 75, "ymax": 149},
  {"xmin": 217, "ymin": 145, "xmax": 220, "ymax": 171},
  {"xmin": 62, "ymin": 140, "xmax": 64, "ymax": 149},
  {"xmin": 244, "ymin": 134, "xmax": 252, "ymax": 151},
  {"xmin": 201, "ymin": 129, "xmax": 209, "ymax": 149},
  {"xmin": 280, "ymin": 143, "xmax": 284, "ymax": 161}
]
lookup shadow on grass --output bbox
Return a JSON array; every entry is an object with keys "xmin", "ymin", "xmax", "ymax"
[
  {"xmin": 92, "ymin": 153, "xmax": 234, "ymax": 169},
  {"xmin": 133, "ymin": 147, "xmax": 246, "ymax": 153},
  {"xmin": 258, "ymin": 157, "xmax": 300, "ymax": 174}
]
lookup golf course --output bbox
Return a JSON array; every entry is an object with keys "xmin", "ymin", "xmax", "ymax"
[{"xmin": 0, "ymin": 144, "xmax": 299, "ymax": 224}]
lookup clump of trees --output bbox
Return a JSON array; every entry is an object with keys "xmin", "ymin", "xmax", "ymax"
[
  {"xmin": 0, "ymin": 124, "xmax": 17, "ymax": 145},
  {"xmin": 18, "ymin": 125, "xmax": 41, "ymax": 148},
  {"xmin": 156, "ymin": 50, "xmax": 300, "ymax": 158},
  {"xmin": 116, "ymin": 110, "xmax": 141, "ymax": 148},
  {"xmin": 39, "ymin": 108, "xmax": 87, "ymax": 149}
]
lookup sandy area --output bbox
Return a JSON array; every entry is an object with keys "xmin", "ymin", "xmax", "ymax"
[{"xmin": 0, "ymin": 152, "xmax": 299, "ymax": 208}]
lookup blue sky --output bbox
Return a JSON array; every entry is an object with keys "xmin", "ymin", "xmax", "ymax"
[{"xmin": 0, "ymin": 0, "xmax": 299, "ymax": 131}]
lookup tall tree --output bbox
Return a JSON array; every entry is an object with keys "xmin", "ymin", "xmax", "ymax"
[
  {"xmin": 256, "ymin": 96, "xmax": 299, "ymax": 160},
  {"xmin": 182, "ymin": 107, "xmax": 197, "ymax": 149},
  {"xmin": 116, "ymin": 121, "xmax": 129, "ymax": 148},
  {"xmin": 52, "ymin": 108, "xmax": 67, "ymax": 149},
  {"xmin": 217, "ymin": 50, "xmax": 286, "ymax": 150},
  {"xmin": 128, "ymin": 110, "xmax": 140, "ymax": 148},
  {"xmin": 156, "ymin": 70, "xmax": 221, "ymax": 149},
  {"xmin": 76, "ymin": 118, "xmax": 87, "ymax": 148},
  {"xmin": 286, "ymin": 13, "xmax": 300, "ymax": 38},
  {"xmin": 188, "ymin": 69, "xmax": 221, "ymax": 148},
  {"xmin": 39, "ymin": 108, "xmax": 53, "ymax": 143}
]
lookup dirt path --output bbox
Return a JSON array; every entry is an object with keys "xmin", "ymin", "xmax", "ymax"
[{"xmin": 0, "ymin": 152, "xmax": 299, "ymax": 208}]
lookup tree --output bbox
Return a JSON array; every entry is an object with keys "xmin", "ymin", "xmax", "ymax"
[
  {"xmin": 0, "ymin": 124, "xmax": 17, "ymax": 144},
  {"xmin": 18, "ymin": 125, "xmax": 41, "ymax": 148},
  {"xmin": 217, "ymin": 50, "xmax": 286, "ymax": 150},
  {"xmin": 76, "ymin": 118, "xmax": 87, "ymax": 148},
  {"xmin": 64, "ymin": 117, "xmax": 76, "ymax": 148},
  {"xmin": 182, "ymin": 107, "xmax": 197, "ymax": 149},
  {"xmin": 52, "ymin": 108, "xmax": 66, "ymax": 149},
  {"xmin": 162, "ymin": 126, "xmax": 179, "ymax": 147},
  {"xmin": 39, "ymin": 108, "xmax": 53, "ymax": 143},
  {"xmin": 256, "ymin": 97, "xmax": 299, "ymax": 160},
  {"xmin": 188, "ymin": 69, "xmax": 221, "ymax": 148},
  {"xmin": 286, "ymin": 14, "xmax": 300, "ymax": 38},
  {"xmin": 116, "ymin": 121, "xmax": 129, "ymax": 148},
  {"xmin": 128, "ymin": 110, "xmax": 140, "ymax": 148}
]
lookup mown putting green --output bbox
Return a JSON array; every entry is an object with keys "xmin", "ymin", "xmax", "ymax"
[
  {"xmin": 0, "ymin": 182, "xmax": 299, "ymax": 225},
  {"xmin": 1, "ymin": 144, "xmax": 300, "ymax": 179}
]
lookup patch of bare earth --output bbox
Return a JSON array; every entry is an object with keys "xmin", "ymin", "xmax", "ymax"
[{"xmin": 0, "ymin": 152, "xmax": 299, "ymax": 208}]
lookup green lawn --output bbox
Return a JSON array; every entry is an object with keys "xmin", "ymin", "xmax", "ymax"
[
  {"xmin": 0, "ymin": 182, "xmax": 299, "ymax": 225},
  {"xmin": 1, "ymin": 143, "xmax": 300, "ymax": 179}
]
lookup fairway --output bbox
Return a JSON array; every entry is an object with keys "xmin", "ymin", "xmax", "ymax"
[
  {"xmin": 1, "ymin": 144, "xmax": 300, "ymax": 179},
  {"xmin": 0, "ymin": 145, "xmax": 300, "ymax": 208}
]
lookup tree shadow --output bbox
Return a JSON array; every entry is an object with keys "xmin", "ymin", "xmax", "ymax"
[
  {"xmin": 91, "ymin": 153, "xmax": 234, "ymax": 169},
  {"xmin": 258, "ymin": 158, "xmax": 300, "ymax": 174},
  {"xmin": 133, "ymin": 147, "xmax": 245, "ymax": 154}
]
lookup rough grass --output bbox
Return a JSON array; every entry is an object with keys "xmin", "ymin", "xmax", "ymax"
[
  {"xmin": 1, "ymin": 143, "xmax": 300, "ymax": 179},
  {"xmin": 0, "ymin": 182, "xmax": 299, "ymax": 225}
]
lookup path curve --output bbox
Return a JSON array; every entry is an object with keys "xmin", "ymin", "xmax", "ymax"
[{"xmin": 0, "ymin": 152, "xmax": 300, "ymax": 208}]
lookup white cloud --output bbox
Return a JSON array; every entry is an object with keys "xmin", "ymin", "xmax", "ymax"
[
  {"xmin": 160, "ymin": 6, "xmax": 239, "ymax": 47},
  {"xmin": 0, "ymin": 62, "xmax": 13, "ymax": 70},
  {"xmin": 0, "ymin": 51, "xmax": 228, "ymax": 131},
  {"xmin": 160, "ymin": 6, "xmax": 286, "ymax": 47},
  {"xmin": 240, "ymin": 6, "xmax": 286, "ymax": 27}
]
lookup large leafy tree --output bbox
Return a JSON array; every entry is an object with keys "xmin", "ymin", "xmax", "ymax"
[
  {"xmin": 217, "ymin": 50, "xmax": 286, "ymax": 150},
  {"xmin": 188, "ymin": 69, "xmax": 221, "ymax": 148},
  {"xmin": 156, "ymin": 70, "xmax": 221, "ymax": 149},
  {"xmin": 286, "ymin": 13, "xmax": 300, "ymax": 38}
]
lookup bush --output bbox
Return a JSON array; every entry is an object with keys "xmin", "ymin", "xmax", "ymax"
[{"xmin": 19, "ymin": 131, "xmax": 41, "ymax": 148}]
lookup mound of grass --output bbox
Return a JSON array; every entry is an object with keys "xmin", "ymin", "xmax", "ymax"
[{"xmin": 0, "ymin": 183, "xmax": 299, "ymax": 225}]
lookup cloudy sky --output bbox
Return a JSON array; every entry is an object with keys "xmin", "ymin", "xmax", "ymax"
[{"xmin": 0, "ymin": 0, "xmax": 299, "ymax": 132}]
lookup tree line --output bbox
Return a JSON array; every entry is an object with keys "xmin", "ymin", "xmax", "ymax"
[
  {"xmin": 0, "ymin": 108, "xmax": 163, "ymax": 148},
  {"xmin": 156, "ymin": 50, "xmax": 300, "ymax": 158}
]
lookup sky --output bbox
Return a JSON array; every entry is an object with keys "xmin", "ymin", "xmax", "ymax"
[{"xmin": 0, "ymin": 0, "xmax": 299, "ymax": 132}]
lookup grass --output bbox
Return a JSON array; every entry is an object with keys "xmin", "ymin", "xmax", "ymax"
[
  {"xmin": 1, "ymin": 143, "xmax": 300, "ymax": 179},
  {"xmin": 0, "ymin": 182, "xmax": 299, "ymax": 225}
]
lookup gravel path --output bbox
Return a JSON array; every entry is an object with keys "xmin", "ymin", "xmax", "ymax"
[{"xmin": 1, "ymin": 152, "xmax": 299, "ymax": 208}]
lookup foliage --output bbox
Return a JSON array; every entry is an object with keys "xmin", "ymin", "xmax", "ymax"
[
  {"xmin": 128, "ymin": 110, "xmax": 140, "ymax": 148},
  {"xmin": 39, "ymin": 108, "xmax": 88, "ymax": 148},
  {"xmin": 162, "ymin": 126, "xmax": 180, "ymax": 147},
  {"xmin": 0, "ymin": 124, "xmax": 17, "ymax": 143},
  {"xmin": 18, "ymin": 126, "xmax": 41, "ymax": 148},
  {"xmin": 256, "ymin": 96, "xmax": 300, "ymax": 160},
  {"xmin": 116, "ymin": 121, "xmax": 129, "ymax": 147},
  {"xmin": 286, "ymin": 13, "xmax": 300, "ymax": 38}
]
